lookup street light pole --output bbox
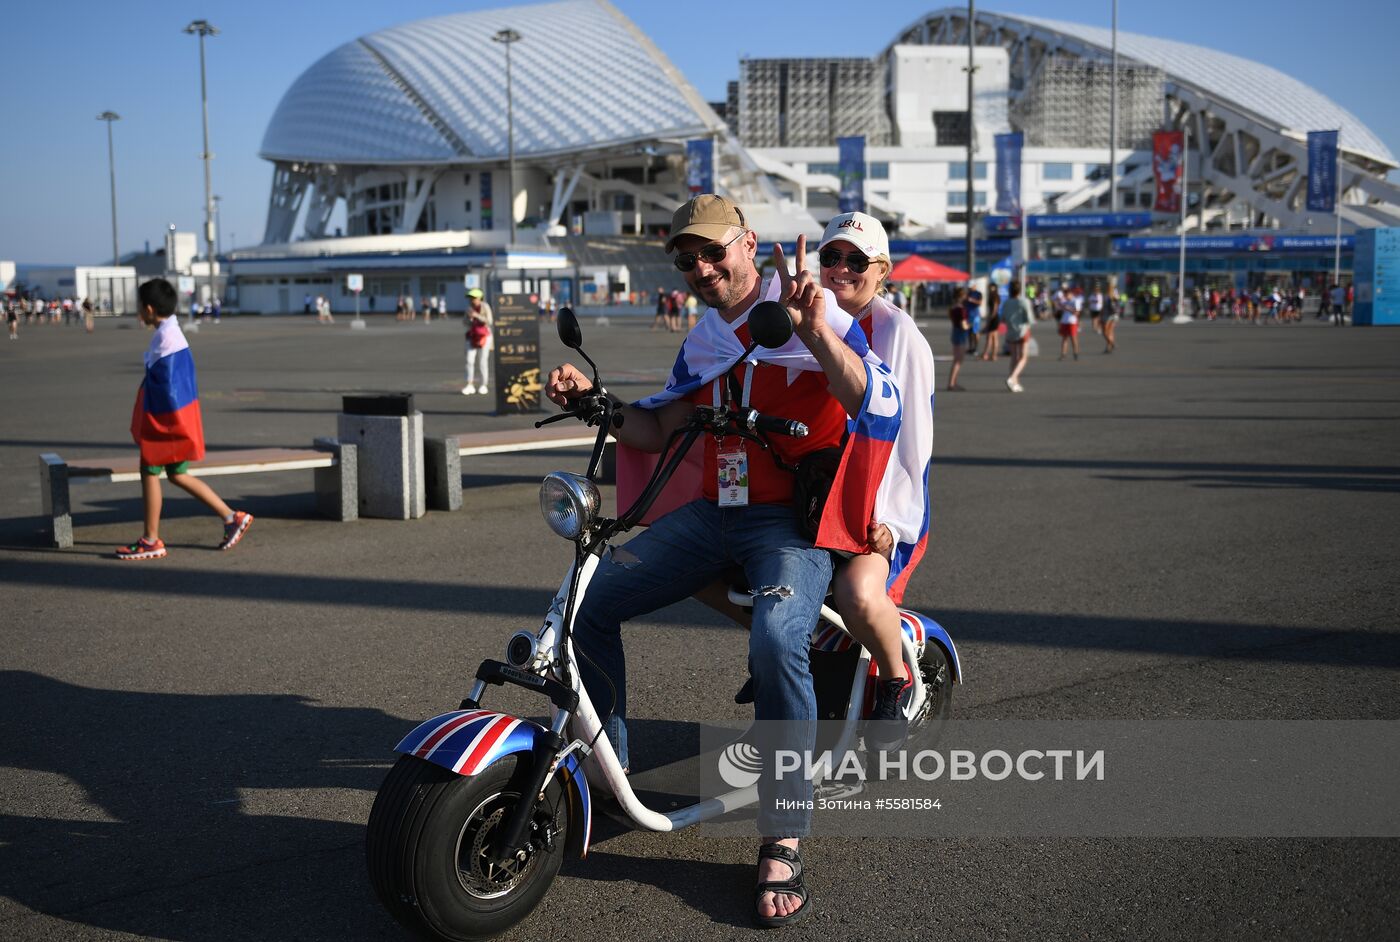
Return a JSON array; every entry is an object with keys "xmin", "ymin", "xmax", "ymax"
[
  {"xmin": 97, "ymin": 111, "xmax": 121, "ymax": 265},
  {"xmin": 964, "ymin": 1, "xmax": 977, "ymax": 283},
  {"xmin": 185, "ymin": 19, "xmax": 219, "ymax": 318},
  {"xmin": 1110, "ymin": 0, "xmax": 1119, "ymax": 212},
  {"xmin": 213, "ymin": 195, "xmax": 222, "ymax": 257},
  {"xmin": 493, "ymin": 28, "xmax": 522, "ymax": 251}
]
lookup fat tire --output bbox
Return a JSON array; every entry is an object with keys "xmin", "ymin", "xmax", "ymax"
[
  {"xmin": 366, "ymin": 753, "xmax": 568, "ymax": 942},
  {"xmin": 910, "ymin": 642, "xmax": 954, "ymax": 747}
]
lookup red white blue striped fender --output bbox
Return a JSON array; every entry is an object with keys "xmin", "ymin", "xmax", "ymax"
[
  {"xmin": 395, "ymin": 709, "xmax": 592, "ymax": 857},
  {"xmin": 900, "ymin": 610, "xmax": 963, "ymax": 683},
  {"xmin": 809, "ymin": 610, "xmax": 962, "ymax": 683}
]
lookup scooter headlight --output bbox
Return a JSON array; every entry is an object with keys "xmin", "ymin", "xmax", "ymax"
[{"xmin": 539, "ymin": 471, "xmax": 601, "ymax": 540}]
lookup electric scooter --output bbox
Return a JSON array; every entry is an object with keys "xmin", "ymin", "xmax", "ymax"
[{"xmin": 366, "ymin": 302, "xmax": 962, "ymax": 941}]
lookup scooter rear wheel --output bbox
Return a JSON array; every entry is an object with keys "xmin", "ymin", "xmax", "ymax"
[
  {"xmin": 908, "ymin": 642, "xmax": 954, "ymax": 745},
  {"xmin": 366, "ymin": 753, "xmax": 569, "ymax": 941}
]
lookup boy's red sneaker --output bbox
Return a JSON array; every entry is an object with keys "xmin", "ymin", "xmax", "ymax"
[
  {"xmin": 115, "ymin": 537, "xmax": 167, "ymax": 560},
  {"xmin": 219, "ymin": 511, "xmax": 253, "ymax": 551}
]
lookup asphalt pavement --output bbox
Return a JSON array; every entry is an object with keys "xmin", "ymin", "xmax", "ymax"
[{"xmin": 1, "ymin": 311, "xmax": 1397, "ymax": 941}]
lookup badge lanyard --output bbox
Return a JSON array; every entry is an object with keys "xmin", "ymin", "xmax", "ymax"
[{"xmin": 714, "ymin": 362, "xmax": 755, "ymax": 507}]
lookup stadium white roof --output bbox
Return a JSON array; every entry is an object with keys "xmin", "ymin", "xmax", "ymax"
[
  {"xmin": 895, "ymin": 8, "xmax": 1393, "ymax": 167},
  {"xmin": 260, "ymin": 0, "xmax": 721, "ymax": 165}
]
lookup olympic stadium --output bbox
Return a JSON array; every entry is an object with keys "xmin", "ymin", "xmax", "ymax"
[{"xmin": 228, "ymin": 0, "xmax": 1400, "ymax": 314}]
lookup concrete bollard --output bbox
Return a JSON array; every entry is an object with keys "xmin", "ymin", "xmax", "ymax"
[{"xmin": 424, "ymin": 436, "xmax": 463, "ymax": 512}]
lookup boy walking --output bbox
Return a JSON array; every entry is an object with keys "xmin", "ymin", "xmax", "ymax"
[{"xmin": 116, "ymin": 278, "xmax": 252, "ymax": 560}]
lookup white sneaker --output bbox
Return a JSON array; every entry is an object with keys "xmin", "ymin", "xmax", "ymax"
[
  {"xmin": 1005, "ymin": 377, "xmax": 1016, "ymax": 392},
  {"xmin": 1011, "ymin": 382, "xmax": 1024, "ymax": 393},
  {"xmin": 477, "ymin": 385, "xmax": 489, "ymax": 394},
  {"xmin": 461, "ymin": 386, "xmax": 475, "ymax": 395}
]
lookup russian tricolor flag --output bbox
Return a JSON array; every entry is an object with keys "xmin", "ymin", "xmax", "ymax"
[
  {"xmin": 130, "ymin": 317, "xmax": 205, "ymax": 466},
  {"xmin": 812, "ymin": 358, "xmax": 900, "ymax": 556}
]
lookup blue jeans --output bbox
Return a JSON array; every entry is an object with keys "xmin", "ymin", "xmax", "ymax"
[{"xmin": 572, "ymin": 500, "xmax": 833, "ymax": 837}]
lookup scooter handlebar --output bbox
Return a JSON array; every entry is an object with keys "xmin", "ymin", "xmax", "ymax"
[{"xmin": 742, "ymin": 408, "xmax": 808, "ymax": 439}]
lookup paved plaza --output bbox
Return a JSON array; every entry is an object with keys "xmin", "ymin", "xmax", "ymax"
[{"xmin": 1, "ymin": 313, "xmax": 1398, "ymax": 940}]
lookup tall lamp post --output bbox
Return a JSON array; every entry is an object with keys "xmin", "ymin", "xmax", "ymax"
[
  {"xmin": 1109, "ymin": 0, "xmax": 1119, "ymax": 213},
  {"xmin": 185, "ymin": 19, "xmax": 219, "ymax": 318},
  {"xmin": 492, "ymin": 28, "xmax": 522, "ymax": 253},
  {"xmin": 213, "ymin": 194, "xmax": 223, "ymax": 257},
  {"xmin": 964, "ymin": 1, "xmax": 978, "ymax": 284},
  {"xmin": 96, "ymin": 112, "xmax": 121, "ymax": 266}
]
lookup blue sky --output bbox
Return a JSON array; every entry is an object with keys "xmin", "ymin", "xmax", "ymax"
[{"xmin": 2, "ymin": 0, "xmax": 1396, "ymax": 265}]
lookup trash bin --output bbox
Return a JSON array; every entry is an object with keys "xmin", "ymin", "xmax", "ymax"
[{"xmin": 337, "ymin": 393, "xmax": 425, "ymax": 519}]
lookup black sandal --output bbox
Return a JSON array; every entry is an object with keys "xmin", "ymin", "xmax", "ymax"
[{"xmin": 754, "ymin": 842, "xmax": 813, "ymax": 929}]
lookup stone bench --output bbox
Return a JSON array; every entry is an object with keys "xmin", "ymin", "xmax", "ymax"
[
  {"xmin": 38, "ymin": 439, "xmax": 357, "ymax": 548},
  {"xmin": 424, "ymin": 425, "xmax": 615, "ymax": 512}
]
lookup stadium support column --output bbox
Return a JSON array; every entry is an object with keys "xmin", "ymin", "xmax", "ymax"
[{"xmin": 1333, "ymin": 128, "xmax": 1343, "ymax": 294}]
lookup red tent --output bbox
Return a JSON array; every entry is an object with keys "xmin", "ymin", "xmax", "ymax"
[{"xmin": 887, "ymin": 254, "xmax": 968, "ymax": 282}]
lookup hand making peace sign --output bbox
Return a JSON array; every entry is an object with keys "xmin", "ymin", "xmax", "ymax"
[{"xmin": 772, "ymin": 233, "xmax": 826, "ymax": 335}]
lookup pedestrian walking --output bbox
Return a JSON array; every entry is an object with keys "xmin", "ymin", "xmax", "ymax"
[
  {"xmin": 116, "ymin": 278, "xmax": 252, "ymax": 560},
  {"xmin": 1102, "ymin": 287, "xmax": 1120, "ymax": 353},
  {"xmin": 947, "ymin": 286, "xmax": 970, "ymax": 391},
  {"xmin": 462, "ymin": 288, "xmax": 493, "ymax": 395},
  {"xmin": 978, "ymin": 287, "xmax": 1001, "ymax": 361},
  {"xmin": 1003, "ymin": 280, "xmax": 1034, "ymax": 392},
  {"xmin": 1058, "ymin": 286, "xmax": 1081, "ymax": 360}
]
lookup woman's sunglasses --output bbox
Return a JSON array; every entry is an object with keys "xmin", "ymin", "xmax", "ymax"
[
  {"xmin": 818, "ymin": 250, "xmax": 872, "ymax": 273},
  {"xmin": 674, "ymin": 230, "xmax": 747, "ymax": 272}
]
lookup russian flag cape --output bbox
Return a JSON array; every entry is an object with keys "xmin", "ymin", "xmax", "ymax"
[
  {"xmin": 130, "ymin": 316, "xmax": 205, "ymax": 466},
  {"xmin": 621, "ymin": 277, "xmax": 903, "ymax": 567},
  {"xmin": 860, "ymin": 294, "xmax": 935, "ymax": 604}
]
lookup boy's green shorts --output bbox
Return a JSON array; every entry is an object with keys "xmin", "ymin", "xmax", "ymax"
[{"xmin": 142, "ymin": 461, "xmax": 191, "ymax": 477}]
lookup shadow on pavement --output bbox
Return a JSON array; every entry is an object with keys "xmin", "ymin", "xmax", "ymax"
[{"xmin": 0, "ymin": 670, "xmax": 406, "ymax": 940}]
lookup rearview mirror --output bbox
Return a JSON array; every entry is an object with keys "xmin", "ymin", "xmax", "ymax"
[
  {"xmin": 748, "ymin": 301, "xmax": 794, "ymax": 349},
  {"xmin": 556, "ymin": 307, "xmax": 582, "ymax": 349}
]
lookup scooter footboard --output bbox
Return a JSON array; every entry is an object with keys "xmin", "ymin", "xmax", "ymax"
[{"xmin": 394, "ymin": 709, "xmax": 592, "ymax": 856}]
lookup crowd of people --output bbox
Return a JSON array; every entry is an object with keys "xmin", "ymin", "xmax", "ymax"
[
  {"xmin": 651, "ymin": 285, "xmax": 700, "ymax": 332},
  {"xmin": 3, "ymin": 295, "xmax": 103, "ymax": 338}
]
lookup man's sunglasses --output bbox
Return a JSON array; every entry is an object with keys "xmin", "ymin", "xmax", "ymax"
[
  {"xmin": 674, "ymin": 230, "xmax": 747, "ymax": 272},
  {"xmin": 818, "ymin": 249, "xmax": 872, "ymax": 273}
]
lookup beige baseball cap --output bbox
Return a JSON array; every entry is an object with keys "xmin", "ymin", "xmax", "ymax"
[
  {"xmin": 664, "ymin": 194, "xmax": 748, "ymax": 253},
  {"xmin": 818, "ymin": 212, "xmax": 889, "ymax": 259}
]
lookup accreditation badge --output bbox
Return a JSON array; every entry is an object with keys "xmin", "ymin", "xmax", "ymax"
[{"xmin": 716, "ymin": 449, "xmax": 749, "ymax": 507}]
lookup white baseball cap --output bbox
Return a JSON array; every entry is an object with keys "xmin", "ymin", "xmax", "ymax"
[{"xmin": 818, "ymin": 212, "xmax": 889, "ymax": 259}]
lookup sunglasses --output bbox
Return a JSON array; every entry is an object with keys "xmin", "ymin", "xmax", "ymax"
[
  {"xmin": 818, "ymin": 249, "xmax": 872, "ymax": 273},
  {"xmin": 674, "ymin": 230, "xmax": 747, "ymax": 272}
]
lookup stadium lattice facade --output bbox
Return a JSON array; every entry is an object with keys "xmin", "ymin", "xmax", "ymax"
[{"xmin": 232, "ymin": 0, "xmax": 1399, "ymax": 312}]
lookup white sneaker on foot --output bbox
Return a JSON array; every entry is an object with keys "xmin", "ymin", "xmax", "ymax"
[
  {"xmin": 1011, "ymin": 381, "xmax": 1024, "ymax": 393},
  {"xmin": 477, "ymin": 385, "xmax": 489, "ymax": 394},
  {"xmin": 461, "ymin": 386, "xmax": 475, "ymax": 395}
]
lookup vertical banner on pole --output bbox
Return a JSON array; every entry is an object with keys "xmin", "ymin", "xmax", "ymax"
[
  {"xmin": 1307, "ymin": 130, "xmax": 1339, "ymax": 213},
  {"xmin": 837, "ymin": 135, "xmax": 866, "ymax": 213},
  {"xmin": 994, "ymin": 132, "xmax": 1023, "ymax": 216},
  {"xmin": 685, "ymin": 139, "xmax": 715, "ymax": 195},
  {"xmin": 1152, "ymin": 130, "xmax": 1185, "ymax": 213},
  {"xmin": 480, "ymin": 172, "xmax": 494, "ymax": 230}
]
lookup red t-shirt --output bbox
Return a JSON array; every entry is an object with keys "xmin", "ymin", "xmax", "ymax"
[{"xmin": 688, "ymin": 321, "xmax": 848, "ymax": 506}]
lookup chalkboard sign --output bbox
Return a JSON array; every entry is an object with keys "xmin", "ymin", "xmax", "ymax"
[{"xmin": 491, "ymin": 293, "xmax": 543, "ymax": 413}]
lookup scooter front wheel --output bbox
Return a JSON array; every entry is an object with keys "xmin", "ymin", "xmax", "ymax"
[{"xmin": 366, "ymin": 753, "xmax": 569, "ymax": 941}]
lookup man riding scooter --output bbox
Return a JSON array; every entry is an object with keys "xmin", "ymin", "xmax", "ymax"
[{"xmin": 545, "ymin": 194, "xmax": 899, "ymax": 928}]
